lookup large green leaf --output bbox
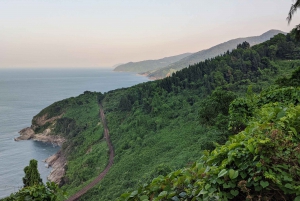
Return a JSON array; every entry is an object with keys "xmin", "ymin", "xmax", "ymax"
[
  {"xmin": 218, "ymin": 169, "xmax": 228, "ymax": 178},
  {"xmin": 228, "ymin": 169, "xmax": 239, "ymax": 180}
]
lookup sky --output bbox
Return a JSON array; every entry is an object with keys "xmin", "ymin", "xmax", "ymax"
[{"xmin": 1, "ymin": 0, "xmax": 300, "ymax": 68}]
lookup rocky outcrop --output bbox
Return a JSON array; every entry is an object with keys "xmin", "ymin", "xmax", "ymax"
[
  {"xmin": 16, "ymin": 127, "xmax": 35, "ymax": 140},
  {"xmin": 32, "ymin": 113, "xmax": 63, "ymax": 130},
  {"xmin": 15, "ymin": 128, "xmax": 66, "ymax": 146},
  {"xmin": 45, "ymin": 151, "xmax": 67, "ymax": 186},
  {"xmin": 16, "ymin": 112, "xmax": 67, "ymax": 185}
]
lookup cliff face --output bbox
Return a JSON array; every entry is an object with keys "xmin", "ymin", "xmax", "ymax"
[
  {"xmin": 45, "ymin": 151, "xmax": 66, "ymax": 186},
  {"xmin": 31, "ymin": 113, "xmax": 64, "ymax": 131},
  {"xmin": 15, "ymin": 127, "xmax": 66, "ymax": 146},
  {"xmin": 15, "ymin": 112, "xmax": 67, "ymax": 185}
]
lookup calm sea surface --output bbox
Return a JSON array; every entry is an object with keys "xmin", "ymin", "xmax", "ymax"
[{"xmin": 0, "ymin": 68, "xmax": 148, "ymax": 198}]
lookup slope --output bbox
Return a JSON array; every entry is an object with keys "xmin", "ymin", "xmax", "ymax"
[
  {"xmin": 119, "ymin": 78, "xmax": 300, "ymax": 200},
  {"xmin": 77, "ymin": 30, "xmax": 300, "ymax": 200},
  {"xmin": 113, "ymin": 53, "xmax": 192, "ymax": 73},
  {"xmin": 148, "ymin": 29, "xmax": 286, "ymax": 79}
]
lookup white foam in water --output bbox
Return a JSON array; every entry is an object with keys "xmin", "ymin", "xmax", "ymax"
[{"xmin": 0, "ymin": 68, "xmax": 148, "ymax": 198}]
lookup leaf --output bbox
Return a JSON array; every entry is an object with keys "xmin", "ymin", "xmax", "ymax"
[
  {"xmin": 285, "ymin": 183, "xmax": 293, "ymax": 189},
  {"xmin": 247, "ymin": 144, "xmax": 254, "ymax": 154},
  {"xmin": 140, "ymin": 195, "xmax": 149, "ymax": 200},
  {"xmin": 260, "ymin": 181, "xmax": 269, "ymax": 188},
  {"xmin": 205, "ymin": 184, "xmax": 211, "ymax": 190},
  {"xmin": 179, "ymin": 192, "xmax": 187, "ymax": 198},
  {"xmin": 158, "ymin": 191, "xmax": 168, "ymax": 198},
  {"xmin": 171, "ymin": 196, "xmax": 180, "ymax": 201},
  {"xmin": 223, "ymin": 183, "xmax": 231, "ymax": 188},
  {"xmin": 129, "ymin": 190, "xmax": 138, "ymax": 198},
  {"xmin": 283, "ymin": 175, "xmax": 293, "ymax": 182},
  {"xmin": 228, "ymin": 169, "xmax": 239, "ymax": 180},
  {"xmin": 294, "ymin": 196, "xmax": 300, "ymax": 201},
  {"xmin": 230, "ymin": 190, "xmax": 239, "ymax": 196},
  {"xmin": 198, "ymin": 189, "xmax": 208, "ymax": 195},
  {"xmin": 218, "ymin": 169, "xmax": 228, "ymax": 178},
  {"xmin": 290, "ymin": 127, "xmax": 297, "ymax": 135},
  {"xmin": 276, "ymin": 110, "xmax": 286, "ymax": 119}
]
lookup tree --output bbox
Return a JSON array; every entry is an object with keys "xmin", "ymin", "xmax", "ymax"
[
  {"xmin": 287, "ymin": 0, "xmax": 300, "ymax": 39},
  {"xmin": 1, "ymin": 159, "xmax": 63, "ymax": 201},
  {"xmin": 22, "ymin": 159, "xmax": 43, "ymax": 187}
]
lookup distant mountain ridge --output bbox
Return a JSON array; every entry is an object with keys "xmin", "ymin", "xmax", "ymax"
[
  {"xmin": 113, "ymin": 53, "xmax": 193, "ymax": 73},
  {"xmin": 148, "ymin": 29, "xmax": 286, "ymax": 79}
]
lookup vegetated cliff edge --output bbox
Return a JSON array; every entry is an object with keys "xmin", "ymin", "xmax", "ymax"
[
  {"xmin": 79, "ymin": 30, "xmax": 300, "ymax": 200},
  {"xmin": 13, "ymin": 30, "xmax": 300, "ymax": 200},
  {"xmin": 15, "ymin": 110, "xmax": 67, "ymax": 185},
  {"xmin": 146, "ymin": 29, "xmax": 286, "ymax": 79},
  {"xmin": 15, "ymin": 91, "xmax": 108, "ymax": 191}
]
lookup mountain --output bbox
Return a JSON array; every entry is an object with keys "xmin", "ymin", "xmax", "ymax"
[
  {"xmin": 148, "ymin": 29, "xmax": 286, "ymax": 79},
  {"xmin": 6, "ymin": 30, "xmax": 300, "ymax": 201},
  {"xmin": 113, "ymin": 53, "xmax": 193, "ymax": 73}
]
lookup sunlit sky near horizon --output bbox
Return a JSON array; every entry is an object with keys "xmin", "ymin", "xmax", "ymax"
[{"xmin": 1, "ymin": 0, "xmax": 300, "ymax": 68}]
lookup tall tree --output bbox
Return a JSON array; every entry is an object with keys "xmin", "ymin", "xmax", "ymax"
[
  {"xmin": 22, "ymin": 159, "xmax": 43, "ymax": 187},
  {"xmin": 287, "ymin": 0, "xmax": 300, "ymax": 39}
]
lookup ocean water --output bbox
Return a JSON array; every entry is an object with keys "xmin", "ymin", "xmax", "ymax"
[{"xmin": 0, "ymin": 68, "xmax": 149, "ymax": 198}]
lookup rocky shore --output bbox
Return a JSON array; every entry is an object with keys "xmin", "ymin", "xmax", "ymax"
[
  {"xmin": 45, "ymin": 151, "xmax": 66, "ymax": 186},
  {"xmin": 15, "ymin": 127, "xmax": 67, "ymax": 185},
  {"xmin": 15, "ymin": 127, "xmax": 66, "ymax": 146}
]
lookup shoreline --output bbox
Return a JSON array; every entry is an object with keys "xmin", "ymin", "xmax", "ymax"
[
  {"xmin": 112, "ymin": 69, "xmax": 158, "ymax": 80},
  {"xmin": 15, "ymin": 127, "xmax": 67, "ymax": 186}
]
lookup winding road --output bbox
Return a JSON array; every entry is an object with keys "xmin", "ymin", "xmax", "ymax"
[{"xmin": 66, "ymin": 103, "xmax": 114, "ymax": 201}]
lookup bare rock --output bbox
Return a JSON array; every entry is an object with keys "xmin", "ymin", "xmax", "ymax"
[
  {"xmin": 15, "ymin": 127, "xmax": 35, "ymax": 141},
  {"xmin": 46, "ymin": 151, "xmax": 67, "ymax": 185}
]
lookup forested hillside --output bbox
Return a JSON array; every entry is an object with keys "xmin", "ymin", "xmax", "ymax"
[
  {"xmin": 30, "ymin": 92, "xmax": 110, "ymax": 198},
  {"xmin": 78, "ymin": 30, "xmax": 300, "ymax": 200},
  {"xmin": 147, "ymin": 29, "xmax": 285, "ymax": 79},
  {"xmin": 7, "ymin": 29, "xmax": 299, "ymax": 201},
  {"xmin": 113, "ymin": 53, "xmax": 192, "ymax": 73},
  {"xmin": 120, "ymin": 78, "xmax": 300, "ymax": 200}
]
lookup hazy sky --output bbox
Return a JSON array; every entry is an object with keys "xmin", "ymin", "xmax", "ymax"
[{"xmin": 1, "ymin": 0, "xmax": 300, "ymax": 68}]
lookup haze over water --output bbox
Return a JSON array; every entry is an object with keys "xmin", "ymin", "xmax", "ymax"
[{"xmin": 0, "ymin": 68, "xmax": 148, "ymax": 198}]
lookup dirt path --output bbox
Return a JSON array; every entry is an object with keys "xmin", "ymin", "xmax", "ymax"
[{"xmin": 65, "ymin": 103, "xmax": 114, "ymax": 201}]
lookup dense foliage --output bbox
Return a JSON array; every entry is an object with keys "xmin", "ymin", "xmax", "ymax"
[
  {"xmin": 25, "ymin": 91, "xmax": 110, "ymax": 198},
  {"xmin": 148, "ymin": 30, "xmax": 284, "ymax": 79},
  {"xmin": 22, "ymin": 159, "xmax": 43, "ymax": 187},
  {"xmin": 13, "ymin": 30, "xmax": 300, "ymax": 200},
  {"xmin": 1, "ymin": 182, "xmax": 62, "ymax": 201},
  {"xmin": 118, "ymin": 83, "xmax": 300, "ymax": 200},
  {"xmin": 0, "ymin": 160, "xmax": 63, "ymax": 201},
  {"xmin": 77, "ymin": 30, "xmax": 300, "ymax": 200}
]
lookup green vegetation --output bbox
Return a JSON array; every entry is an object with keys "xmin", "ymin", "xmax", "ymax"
[
  {"xmin": 1, "ymin": 160, "xmax": 62, "ymax": 201},
  {"xmin": 148, "ymin": 30, "xmax": 285, "ymax": 79},
  {"xmin": 10, "ymin": 29, "xmax": 299, "ymax": 200},
  {"xmin": 76, "ymin": 30, "xmax": 300, "ymax": 200},
  {"xmin": 23, "ymin": 159, "xmax": 43, "ymax": 187},
  {"xmin": 119, "ymin": 101, "xmax": 300, "ymax": 201},
  {"xmin": 113, "ymin": 53, "xmax": 192, "ymax": 73},
  {"xmin": 26, "ymin": 91, "xmax": 110, "ymax": 197},
  {"xmin": 119, "ymin": 78, "xmax": 300, "ymax": 200}
]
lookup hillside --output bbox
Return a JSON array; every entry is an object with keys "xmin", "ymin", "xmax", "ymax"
[
  {"xmin": 113, "ymin": 53, "xmax": 192, "ymax": 73},
  {"xmin": 148, "ymin": 29, "xmax": 286, "ymax": 79},
  {"xmin": 78, "ymin": 30, "xmax": 299, "ymax": 200},
  {"xmin": 119, "ymin": 80, "xmax": 300, "ymax": 200},
  {"xmin": 6, "ymin": 30, "xmax": 300, "ymax": 201}
]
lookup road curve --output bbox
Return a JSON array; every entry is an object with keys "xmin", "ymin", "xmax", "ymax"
[{"xmin": 65, "ymin": 103, "xmax": 114, "ymax": 201}]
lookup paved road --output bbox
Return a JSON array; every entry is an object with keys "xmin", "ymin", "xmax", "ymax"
[{"xmin": 66, "ymin": 103, "xmax": 114, "ymax": 201}]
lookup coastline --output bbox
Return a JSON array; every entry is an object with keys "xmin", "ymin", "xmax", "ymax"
[{"xmin": 15, "ymin": 127, "xmax": 66, "ymax": 186}]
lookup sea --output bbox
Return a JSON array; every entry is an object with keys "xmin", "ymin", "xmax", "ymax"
[{"xmin": 0, "ymin": 68, "xmax": 149, "ymax": 198}]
